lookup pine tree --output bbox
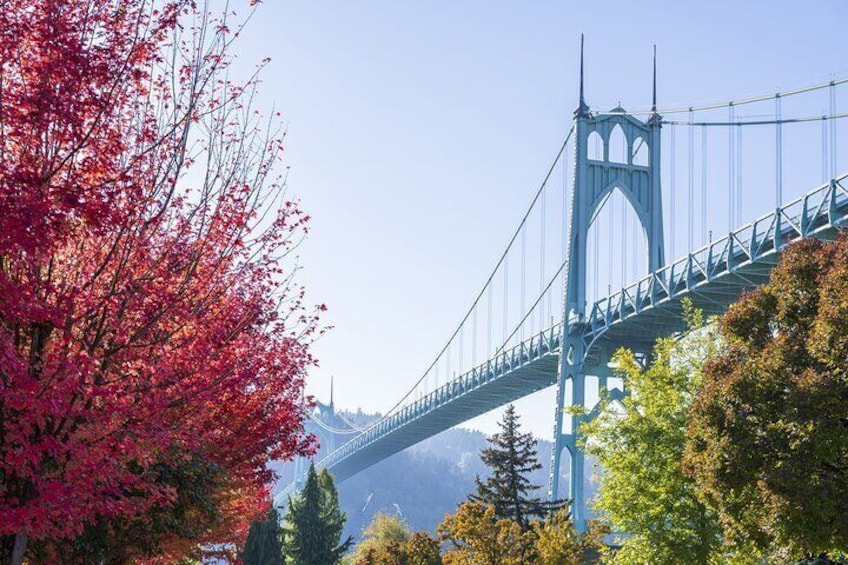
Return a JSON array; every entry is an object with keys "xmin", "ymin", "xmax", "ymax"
[
  {"xmin": 242, "ymin": 506, "xmax": 285, "ymax": 565},
  {"xmin": 470, "ymin": 404, "xmax": 561, "ymax": 529},
  {"xmin": 284, "ymin": 463, "xmax": 353, "ymax": 564}
]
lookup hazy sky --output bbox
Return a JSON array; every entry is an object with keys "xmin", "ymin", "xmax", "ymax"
[{"xmin": 231, "ymin": 1, "xmax": 848, "ymax": 437}]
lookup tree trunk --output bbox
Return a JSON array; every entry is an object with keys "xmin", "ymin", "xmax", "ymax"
[
  {"xmin": 0, "ymin": 534, "xmax": 27, "ymax": 565},
  {"xmin": 9, "ymin": 534, "xmax": 26, "ymax": 565}
]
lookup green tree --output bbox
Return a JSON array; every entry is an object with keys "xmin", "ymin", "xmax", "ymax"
[
  {"xmin": 579, "ymin": 301, "xmax": 747, "ymax": 564},
  {"xmin": 284, "ymin": 463, "xmax": 353, "ymax": 565},
  {"xmin": 353, "ymin": 544, "xmax": 407, "ymax": 565},
  {"xmin": 351, "ymin": 514, "xmax": 443, "ymax": 565},
  {"xmin": 405, "ymin": 531, "xmax": 443, "ymax": 565},
  {"xmin": 470, "ymin": 404, "xmax": 560, "ymax": 529},
  {"xmin": 350, "ymin": 513, "xmax": 410, "ymax": 564},
  {"xmin": 438, "ymin": 501, "xmax": 535, "ymax": 565},
  {"xmin": 242, "ymin": 506, "xmax": 285, "ymax": 565},
  {"xmin": 533, "ymin": 509, "xmax": 607, "ymax": 565},
  {"xmin": 685, "ymin": 236, "xmax": 848, "ymax": 561}
]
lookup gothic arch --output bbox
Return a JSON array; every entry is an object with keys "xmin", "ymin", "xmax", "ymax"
[
  {"xmin": 590, "ymin": 180, "xmax": 652, "ymax": 236},
  {"xmin": 608, "ymin": 124, "xmax": 627, "ymax": 164},
  {"xmin": 587, "ymin": 131, "xmax": 604, "ymax": 161},
  {"xmin": 631, "ymin": 136, "xmax": 649, "ymax": 166}
]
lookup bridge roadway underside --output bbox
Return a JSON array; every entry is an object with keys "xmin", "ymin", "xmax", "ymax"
[
  {"xmin": 286, "ymin": 173, "xmax": 847, "ymax": 499},
  {"xmin": 592, "ymin": 225, "xmax": 842, "ymax": 358},
  {"xmin": 329, "ymin": 353, "xmax": 560, "ymax": 483},
  {"xmin": 326, "ymin": 231, "xmax": 837, "ymax": 487}
]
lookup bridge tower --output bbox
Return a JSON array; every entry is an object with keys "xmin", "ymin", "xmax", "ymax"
[
  {"xmin": 549, "ymin": 39, "xmax": 664, "ymax": 531},
  {"xmin": 292, "ymin": 388, "xmax": 339, "ymax": 491}
]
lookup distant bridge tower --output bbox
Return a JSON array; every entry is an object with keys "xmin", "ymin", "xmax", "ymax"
[
  {"xmin": 316, "ymin": 377, "xmax": 339, "ymax": 454},
  {"xmin": 291, "ymin": 380, "xmax": 339, "ymax": 492},
  {"xmin": 550, "ymin": 39, "xmax": 664, "ymax": 530}
]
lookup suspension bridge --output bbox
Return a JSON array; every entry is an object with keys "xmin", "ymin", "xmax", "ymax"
[{"xmin": 276, "ymin": 41, "xmax": 847, "ymax": 531}]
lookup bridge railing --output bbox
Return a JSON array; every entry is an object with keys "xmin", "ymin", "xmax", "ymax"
[
  {"xmin": 308, "ymin": 324, "xmax": 563, "ymax": 469},
  {"xmin": 270, "ymin": 325, "xmax": 564, "ymax": 503},
  {"xmin": 582, "ymin": 175, "xmax": 848, "ymax": 343}
]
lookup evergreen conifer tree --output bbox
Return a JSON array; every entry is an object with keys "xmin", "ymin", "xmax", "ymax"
[
  {"xmin": 470, "ymin": 404, "xmax": 562, "ymax": 528},
  {"xmin": 242, "ymin": 506, "xmax": 285, "ymax": 565},
  {"xmin": 284, "ymin": 463, "xmax": 353, "ymax": 564}
]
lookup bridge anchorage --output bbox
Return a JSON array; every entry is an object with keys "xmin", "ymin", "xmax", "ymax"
[{"xmin": 276, "ymin": 38, "xmax": 848, "ymax": 532}]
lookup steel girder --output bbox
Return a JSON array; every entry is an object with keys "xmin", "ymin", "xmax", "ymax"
[{"xmin": 275, "ymin": 176, "xmax": 847, "ymax": 507}]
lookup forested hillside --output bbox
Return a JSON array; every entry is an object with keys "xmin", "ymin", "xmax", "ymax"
[{"xmin": 274, "ymin": 412, "xmax": 557, "ymax": 541}]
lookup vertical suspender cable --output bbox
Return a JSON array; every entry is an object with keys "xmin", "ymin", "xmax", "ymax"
[
  {"xmin": 622, "ymin": 202, "xmax": 628, "ymax": 287},
  {"xmin": 593, "ymin": 224, "xmax": 598, "ymax": 301},
  {"xmin": 701, "ymin": 126, "xmax": 707, "ymax": 245},
  {"xmin": 625, "ymin": 132, "xmax": 635, "ymax": 281},
  {"xmin": 729, "ymin": 104, "xmax": 735, "ymax": 228},
  {"xmin": 830, "ymin": 81, "xmax": 838, "ymax": 179},
  {"xmin": 670, "ymin": 124, "xmax": 676, "ymax": 258},
  {"xmin": 472, "ymin": 306, "xmax": 477, "ymax": 368},
  {"xmin": 447, "ymin": 343, "xmax": 451, "ymax": 384},
  {"xmin": 822, "ymin": 116, "xmax": 828, "ymax": 184},
  {"xmin": 561, "ymin": 140, "xmax": 569, "ymax": 311},
  {"xmin": 521, "ymin": 224, "xmax": 526, "ymax": 342},
  {"xmin": 632, "ymin": 210, "xmax": 637, "ymax": 281},
  {"xmin": 737, "ymin": 125, "xmax": 742, "ymax": 217},
  {"xmin": 606, "ymin": 141, "xmax": 614, "ymax": 291},
  {"xmin": 487, "ymin": 284, "xmax": 492, "ymax": 357},
  {"xmin": 608, "ymin": 202, "xmax": 613, "ymax": 292},
  {"xmin": 688, "ymin": 109, "xmax": 694, "ymax": 252},
  {"xmin": 540, "ymin": 182, "xmax": 546, "ymax": 328},
  {"xmin": 503, "ymin": 256, "xmax": 509, "ymax": 344},
  {"xmin": 776, "ymin": 94, "xmax": 783, "ymax": 207},
  {"xmin": 459, "ymin": 325, "xmax": 464, "ymax": 375},
  {"xmin": 596, "ymin": 132, "xmax": 605, "ymax": 294}
]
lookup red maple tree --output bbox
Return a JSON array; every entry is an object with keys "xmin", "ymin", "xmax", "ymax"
[{"xmin": 0, "ymin": 1, "xmax": 317, "ymax": 562}]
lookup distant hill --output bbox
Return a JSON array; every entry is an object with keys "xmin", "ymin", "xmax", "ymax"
[{"xmin": 272, "ymin": 409, "xmax": 562, "ymax": 542}]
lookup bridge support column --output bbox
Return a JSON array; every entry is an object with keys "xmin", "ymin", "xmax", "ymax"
[
  {"xmin": 549, "ymin": 39, "xmax": 663, "ymax": 533},
  {"xmin": 566, "ymin": 370, "xmax": 587, "ymax": 530},
  {"xmin": 550, "ymin": 356, "xmax": 610, "ymax": 532}
]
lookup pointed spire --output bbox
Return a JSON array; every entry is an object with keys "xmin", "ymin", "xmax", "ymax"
[
  {"xmin": 575, "ymin": 34, "xmax": 589, "ymax": 117},
  {"xmin": 579, "ymin": 34, "xmax": 585, "ymax": 105},
  {"xmin": 649, "ymin": 44, "xmax": 661, "ymax": 127},
  {"xmin": 651, "ymin": 44, "xmax": 657, "ymax": 112},
  {"xmin": 330, "ymin": 375, "xmax": 334, "ymax": 407}
]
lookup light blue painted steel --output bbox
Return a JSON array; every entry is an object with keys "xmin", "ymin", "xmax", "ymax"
[
  {"xmin": 549, "ymin": 99, "xmax": 665, "ymax": 531},
  {"xmin": 583, "ymin": 175, "xmax": 848, "ymax": 354},
  {"xmin": 274, "ymin": 326, "xmax": 562, "ymax": 505},
  {"xmin": 275, "ymin": 174, "xmax": 848, "ymax": 510}
]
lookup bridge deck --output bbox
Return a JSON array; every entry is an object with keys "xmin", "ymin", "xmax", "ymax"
[{"xmin": 276, "ymin": 176, "xmax": 848, "ymax": 503}]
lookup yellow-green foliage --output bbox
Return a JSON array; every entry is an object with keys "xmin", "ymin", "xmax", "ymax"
[
  {"xmin": 438, "ymin": 501, "xmax": 535, "ymax": 565},
  {"xmin": 581, "ymin": 300, "xmax": 760, "ymax": 564},
  {"xmin": 438, "ymin": 502, "xmax": 605, "ymax": 565},
  {"xmin": 351, "ymin": 513, "xmax": 442, "ymax": 565},
  {"xmin": 533, "ymin": 509, "xmax": 607, "ymax": 565},
  {"xmin": 350, "ymin": 512, "xmax": 409, "ymax": 564}
]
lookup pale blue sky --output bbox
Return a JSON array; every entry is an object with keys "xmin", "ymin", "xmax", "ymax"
[{"xmin": 233, "ymin": 1, "xmax": 848, "ymax": 437}]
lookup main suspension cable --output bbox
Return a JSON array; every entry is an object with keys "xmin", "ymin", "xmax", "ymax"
[
  {"xmin": 599, "ymin": 77, "xmax": 848, "ymax": 116},
  {"xmin": 346, "ymin": 124, "xmax": 576, "ymax": 432},
  {"xmin": 665, "ymin": 112, "xmax": 848, "ymax": 127}
]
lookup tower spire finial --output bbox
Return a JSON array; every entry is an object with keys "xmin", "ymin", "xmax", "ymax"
[
  {"xmin": 330, "ymin": 375, "xmax": 334, "ymax": 407},
  {"xmin": 575, "ymin": 34, "xmax": 589, "ymax": 117},
  {"xmin": 579, "ymin": 34, "xmax": 585, "ymax": 105},
  {"xmin": 651, "ymin": 44, "xmax": 657, "ymax": 112}
]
